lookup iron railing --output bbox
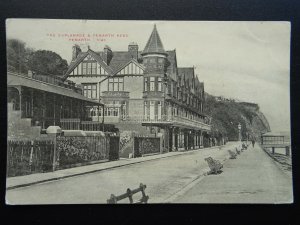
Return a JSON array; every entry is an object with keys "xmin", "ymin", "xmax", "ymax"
[{"xmin": 8, "ymin": 71, "xmax": 83, "ymax": 94}]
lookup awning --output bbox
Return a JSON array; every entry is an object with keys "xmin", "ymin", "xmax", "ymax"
[{"xmin": 8, "ymin": 72, "xmax": 104, "ymax": 106}]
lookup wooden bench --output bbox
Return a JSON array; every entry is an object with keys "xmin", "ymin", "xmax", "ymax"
[
  {"xmin": 228, "ymin": 150, "xmax": 237, "ymax": 159},
  {"xmin": 107, "ymin": 183, "xmax": 149, "ymax": 204},
  {"xmin": 205, "ymin": 157, "xmax": 223, "ymax": 174},
  {"xmin": 242, "ymin": 143, "xmax": 248, "ymax": 150}
]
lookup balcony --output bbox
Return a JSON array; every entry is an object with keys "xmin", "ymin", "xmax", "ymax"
[
  {"xmin": 8, "ymin": 71, "xmax": 83, "ymax": 94},
  {"xmin": 102, "ymin": 91, "xmax": 129, "ymax": 99},
  {"xmin": 120, "ymin": 115, "xmax": 211, "ymax": 131}
]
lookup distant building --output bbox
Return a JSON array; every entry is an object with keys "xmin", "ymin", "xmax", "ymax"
[{"xmin": 64, "ymin": 25, "xmax": 212, "ymax": 151}]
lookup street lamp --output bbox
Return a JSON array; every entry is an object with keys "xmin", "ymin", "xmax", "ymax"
[{"xmin": 238, "ymin": 123, "xmax": 242, "ymax": 142}]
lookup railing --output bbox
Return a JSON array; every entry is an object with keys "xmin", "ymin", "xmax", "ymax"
[
  {"xmin": 120, "ymin": 115, "xmax": 211, "ymax": 130},
  {"xmin": 56, "ymin": 135, "xmax": 109, "ymax": 169},
  {"xmin": 81, "ymin": 121, "xmax": 103, "ymax": 131},
  {"xmin": 60, "ymin": 119, "xmax": 103, "ymax": 131},
  {"xmin": 60, "ymin": 118, "xmax": 81, "ymax": 130},
  {"xmin": 102, "ymin": 91, "xmax": 130, "ymax": 98},
  {"xmin": 7, "ymin": 139, "xmax": 54, "ymax": 177},
  {"xmin": 172, "ymin": 116, "xmax": 211, "ymax": 130},
  {"xmin": 8, "ymin": 71, "xmax": 82, "ymax": 94}
]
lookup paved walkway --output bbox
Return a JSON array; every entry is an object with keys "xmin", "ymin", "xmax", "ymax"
[
  {"xmin": 6, "ymin": 144, "xmax": 231, "ymax": 190},
  {"xmin": 171, "ymin": 143, "xmax": 293, "ymax": 203},
  {"xmin": 6, "ymin": 142, "xmax": 239, "ymax": 204}
]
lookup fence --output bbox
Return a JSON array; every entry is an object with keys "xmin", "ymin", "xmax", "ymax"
[
  {"xmin": 7, "ymin": 134, "xmax": 120, "ymax": 177},
  {"xmin": 133, "ymin": 136, "xmax": 161, "ymax": 157},
  {"xmin": 7, "ymin": 139, "xmax": 54, "ymax": 177},
  {"xmin": 56, "ymin": 135, "xmax": 110, "ymax": 169}
]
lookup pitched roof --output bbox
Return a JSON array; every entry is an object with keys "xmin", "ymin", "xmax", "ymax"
[
  {"xmin": 178, "ymin": 67, "xmax": 194, "ymax": 86},
  {"xmin": 99, "ymin": 51, "xmax": 143, "ymax": 73},
  {"xmin": 142, "ymin": 25, "xmax": 167, "ymax": 56},
  {"xmin": 166, "ymin": 50, "xmax": 178, "ymax": 81},
  {"xmin": 63, "ymin": 49, "xmax": 113, "ymax": 79}
]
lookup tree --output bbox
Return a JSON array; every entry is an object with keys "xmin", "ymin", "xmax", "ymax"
[
  {"xmin": 27, "ymin": 50, "xmax": 68, "ymax": 76},
  {"xmin": 7, "ymin": 39, "xmax": 32, "ymax": 73}
]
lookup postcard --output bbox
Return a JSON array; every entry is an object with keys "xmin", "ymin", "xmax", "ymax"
[{"xmin": 6, "ymin": 19, "xmax": 292, "ymax": 204}]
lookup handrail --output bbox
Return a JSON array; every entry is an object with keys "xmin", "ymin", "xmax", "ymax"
[{"xmin": 8, "ymin": 70, "xmax": 82, "ymax": 94}]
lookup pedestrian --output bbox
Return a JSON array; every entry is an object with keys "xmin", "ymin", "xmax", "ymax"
[{"xmin": 252, "ymin": 139, "xmax": 255, "ymax": 148}]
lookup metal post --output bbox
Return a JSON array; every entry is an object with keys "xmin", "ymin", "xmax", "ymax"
[
  {"xmin": 53, "ymin": 95, "xmax": 56, "ymax": 126},
  {"xmin": 102, "ymin": 105, "xmax": 105, "ymax": 132},
  {"xmin": 52, "ymin": 135, "xmax": 57, "ymax": 171}
]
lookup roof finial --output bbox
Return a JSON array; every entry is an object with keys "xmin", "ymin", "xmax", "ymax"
[{"xmin": 88, "ymin": 45, "xmax": 90, "ymax": 50}]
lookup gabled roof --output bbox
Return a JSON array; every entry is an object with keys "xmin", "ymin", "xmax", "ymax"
[
  {"xmin": 114, "ymin": 58, "xmax": 145, "ymax": 75},
  {"xmin": 141, "ymin": 25, "xmax": 167, "ymax": 56},
  {"xmin": 63, "ymin": 49, "xmax": 113, "ymax": 79},
  {"xmin": 99, "ymin": 51, "xmax": 143, "ymax": 73},
  {"xmin": 178, "ymin": 67, "xmax": 194, "ymax": 87},
  {"xmin": 166, "ymin": 50, "xmax": 178, "ymax": 81}
]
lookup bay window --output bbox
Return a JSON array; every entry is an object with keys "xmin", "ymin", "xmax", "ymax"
[
  {"xmin": 158, "ymin": 77, "xmax": 162, "ymax": 91},
  {"xmin": 150, "ymin": 77, "xmax": 155, "ymax": 91},
  {"xmin": 144, "ymin": 77, "xmax": 148, "ymax": 91}
]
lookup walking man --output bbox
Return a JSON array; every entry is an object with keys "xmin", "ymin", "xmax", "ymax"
[{"xmin": 252, "ymin": 139, "xmax": 255, "ymax": 148}]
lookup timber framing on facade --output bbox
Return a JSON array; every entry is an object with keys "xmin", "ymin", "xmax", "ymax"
[{"xmin": 64, "ymin": 24, "xmax": 213, "ymax": 151}]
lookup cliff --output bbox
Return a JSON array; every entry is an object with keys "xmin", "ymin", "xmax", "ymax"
[{"xmin": 204, "ymin": 93, "xmax": 271, "ymax": 141}]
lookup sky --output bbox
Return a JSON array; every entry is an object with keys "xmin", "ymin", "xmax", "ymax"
[{"xmin": 6, "ymin": 19, "xmax": 291, "ymax": 132}]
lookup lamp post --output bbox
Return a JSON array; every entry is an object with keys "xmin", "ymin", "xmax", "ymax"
[{"xmin": 238, "ymin": 123, "xmax": 242, "ymax": 142}]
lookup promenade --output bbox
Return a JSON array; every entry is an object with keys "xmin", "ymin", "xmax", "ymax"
[{"xmin": 171, "ymin": 143, "xmax": 293, "ymax": 203}]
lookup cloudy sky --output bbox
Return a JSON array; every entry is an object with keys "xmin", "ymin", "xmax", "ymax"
[{"xmin": 6, "ymin": 19, "xmax": 291, "ymax": 132}]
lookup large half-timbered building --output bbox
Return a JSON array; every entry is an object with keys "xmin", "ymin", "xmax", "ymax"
[{"xmin": 64, "ymin": 25, "xmax": 212, "ymax": 152}]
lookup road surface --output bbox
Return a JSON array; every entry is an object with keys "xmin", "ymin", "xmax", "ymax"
[
  {"xmin": 6, "ymin": 142, "xmax": 292, "ymax": 204},
  {"xmin": 172, "ymin": 143, "xmax": 293, "ymax": 203},
  {"xmin": 6, "ymin": 143, "xmax": 237, "ymax": 204}
]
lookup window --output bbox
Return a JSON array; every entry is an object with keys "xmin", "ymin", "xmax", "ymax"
[
  {"xmin": 150, "ymin": 58, "xmax": 155, "ymax": 63},
  {"xmin": 150, "ymin": 101, "xmax": 155, "ymax": 120},
  {"xmin": 87, "ymin": 63, "xmax": 92, "ymax": 74},
  {"xmin": 83, "ymin": 84, "xmax": 97, "ymax": 99},
  {"xmin": 91, "ymin": 62, "xmax": 96, "ymax": 74},
  {"xmin": 144, "ymin": 77, "xmax": 148, "ymax": 91},
  {"xmin": 150, "ymin": 77, "xmax": 155, "ymax": 91},
  {"xmin": 144, "ymin": 101, "xmax": 148, "ymax": 119},
  {"xmin": 82, "ymin": 62, "xmax": 97, "ymax": 75},
  {"xmin": 158, "ymin": 78, "xmax": 162, "ymax": 91},
  {"xmin": 158, "ymin": 58, "xmax": 164, "ymax": 63},
  {"xmin": 158, "ymin": 101, "xmax": 162, "ymax": 119},
  {"xmin": 108, "ymin": 77, "xmax": 124, "ymax": 91},
  {"xmin": 82, "ymin": 62, "xmax": 87, "ymax": 74}
]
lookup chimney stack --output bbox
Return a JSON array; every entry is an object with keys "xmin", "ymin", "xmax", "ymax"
[
  {"xmin": 72, "ymin": 44, "xmax": 82, "ymax": 61},
  {"xmin": 103, "ymin": 45, "xmax": 113, "ymax": 65},
  {"xmin": 128, "ymin": 42, "xmax": 138, "ymax": 60}
]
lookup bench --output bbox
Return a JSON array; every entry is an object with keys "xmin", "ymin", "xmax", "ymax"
[
  {"xmin": 107, "ymin": 183, "xmax": 149, "ymax": 204},
  {"xmin": 242, "ymin": 143, "xmax": 248, "ymax": 150},
  {"xmin": 228, "ymin": 150, "xmax": 237, "ymax": 159},
  {"xmin": 205, "ymin": 157, "xmax": 223, "ymax": 174}
]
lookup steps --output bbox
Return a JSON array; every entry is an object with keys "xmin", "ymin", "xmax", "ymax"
[{"xmin": 7, "ymin": 104, "xmax": 41, "ymax": 139}]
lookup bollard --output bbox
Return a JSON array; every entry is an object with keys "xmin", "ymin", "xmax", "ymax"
[{"xmin": 272, "ymin": 147, "xmax": 275, "ymax": 154}]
